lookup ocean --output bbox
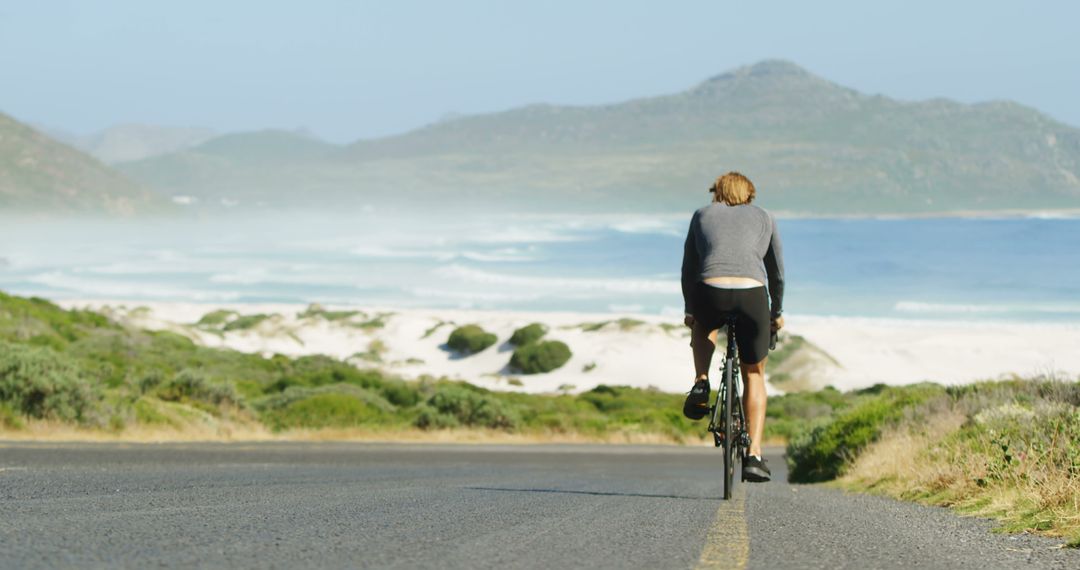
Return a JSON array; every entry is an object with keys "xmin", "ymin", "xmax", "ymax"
[{"xmin": 2, "ymin": 213, "xmax": 1078, "ymax": 322}]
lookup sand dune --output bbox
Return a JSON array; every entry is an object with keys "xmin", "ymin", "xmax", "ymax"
[{"xmin": 62, "ymin": 300, "xmax": 1080, "ymax": 394}]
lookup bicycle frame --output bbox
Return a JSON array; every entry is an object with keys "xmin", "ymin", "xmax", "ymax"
[{"xmin": 707, "ymin": 315, "xmax": 750, "ymax": 499}]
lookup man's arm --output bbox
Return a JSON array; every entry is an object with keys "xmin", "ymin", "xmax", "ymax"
[
  {"xmin": 763, "ymin": 214, "xmax": 785, "ymax": 319},
  {"xmin": 681, "ymin": 212, "xmax": 700, "ymax": 318}
]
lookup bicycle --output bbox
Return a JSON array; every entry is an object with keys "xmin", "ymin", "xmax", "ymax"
[{"xmin": 707, "ymin": 314, "xmax": 777, "ymax": 499}]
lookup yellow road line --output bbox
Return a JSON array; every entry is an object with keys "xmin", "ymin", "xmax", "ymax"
[{"xmin": 694, "ymin": 487, "xmax": 749, "ymax": 570}]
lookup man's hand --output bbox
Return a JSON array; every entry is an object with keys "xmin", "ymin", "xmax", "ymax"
[
  {"xmin": 771, "ymin": 315, "xmax": 785, "ymax": 333},
  {"xmin": 684, "ymin": 314, "xmax": 695, "ymax": 328}
]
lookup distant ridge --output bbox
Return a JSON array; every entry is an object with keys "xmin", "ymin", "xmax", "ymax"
[
  {"xmin": 0, "ymin": 113, "xmax": 168, "ymax": 216},
  {"xmin": 118, "ymin": 60, "xmax": 1080, "ymax": 214},
  {"xmin": 47, "ymin": 124, "xmax": 217, "ymax": 164}
]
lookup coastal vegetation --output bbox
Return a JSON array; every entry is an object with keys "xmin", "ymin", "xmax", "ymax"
[
  {"xmin": 297, "ymin": 303, "xmax": 360, "ymax": 322},
  {"xmin": 784, "ymin": 379, "xmax": 1080, "ymax": 547},
  {"xmin": 509, "ymin": 323, "xmax": 547, "ymax": 346},
  {"xmin": 446, "ymin": 325, "xmax": 497, "ymax": 355},
  {"xmin": 0, "ymin": 290, "xmax": 829, "ymax": 442},
  {"xmin": 1, "ymin": 291, "xmax": 1075, "ymax": 544},
  {"xmin": 506, "ymin": 323, "xmax": 571, "ymax": 374},
  {"xmin": 571, "ymin": 318, "xmax": 648, "ymax": 333},
  {"xmin": 509, "ymin": 340, "xmax": 572, "ymax": 375}
]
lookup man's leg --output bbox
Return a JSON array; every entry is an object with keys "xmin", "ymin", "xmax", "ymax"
[
  {"xmin": 741, "ymin": 358, "xmax": 767, "ymax": 457},
  {"xmin": 683, "ymin": 321, "xmax": 720, "ymax": 419},
  {"xmin": 692, "ymin": 321, "xmax": 719, "ymax": 381}
]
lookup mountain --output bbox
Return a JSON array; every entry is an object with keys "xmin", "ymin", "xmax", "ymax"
[
  {"xmin": 117, "ymin": 130, "xmax": 342, "ymax": 206},
  {"xmin": 0, "ymin": 113, "xmax": 169, "ymax": 216},
  {"xmin": 118, "ymin": 60, "xmax": 1080, "ymax": 214},
  {"xmin": 52, "ymin": 124, "xmax": 217, "ymax": 164}
]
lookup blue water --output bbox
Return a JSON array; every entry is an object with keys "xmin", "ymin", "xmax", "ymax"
[{"xmin": 1, "ymin": 214, "xmax": 1077, "ymax": 321}]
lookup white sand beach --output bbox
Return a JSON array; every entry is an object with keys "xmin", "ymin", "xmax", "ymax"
[{"xmin": 60, "ymin": 300, "xmax": 1080, "ymax": 394}]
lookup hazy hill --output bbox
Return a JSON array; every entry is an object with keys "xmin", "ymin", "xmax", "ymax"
[
  {"xmin": 53, "ymin": 124, "xmax": 217, "ymax": 164},
  {"xmin": 0, "ymin": 113, "xmax": 168, "ymax": 216},
  {"xmin": 118, "ymin": 129, "xmax": 344, "ymax": 206},
  {"xmin": 119, "ymin": 60, "xmax": 1080, "ymax": 214}
]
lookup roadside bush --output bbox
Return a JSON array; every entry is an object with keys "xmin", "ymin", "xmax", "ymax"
[
  {"xmin": 509, "ymin": 323, "xmax": 547, "ymax": 346},
  {"xmin": 0, "ymin": 292, "xmax": 114, "ymax": 345},
  {"xmin": 271, "ymin": 355, "xmax": 386, "ymax": 390},
  {"xmin": 509, "ymin": 340, "xmax": 571, "ymax": 374},
  {"xmin": 379, "ymin": 379, "xmax": 421, "ymax": 407},
  {"xmin": 834, "ymin": 379, "xmax": 1080, "ymax": 546},
  {"xmin": 764, "ymin": 386, "xmax": 852, "ymax": 442},
  {"xmin": 256, "ymin": 384, "xmax": 396, "ymax": 430},
  {"xmin": 0, "ymin": 341, "xmax": 99, "ymax": 422},
  {"xmin": 0, "ymin": 401, "xmax": 25, "ymax": 429},
  {"xmin": 267, "ymin": 354, "xmax": 419, "ymax": 406},
  {"xmin": 570, "ymin": 384, "xmax": 696, "ymax": 440},
  {"xmin": 786, "ymin": 384, "xmax": 944, "ymax": 483},
  {"xmin": 446, "ymin": 324, "xmax": 497, "ymax": 355},
  {"xmin": 263, "ymin": 393, "xmax": 383, "ymax": 430},
  {"xmin": 415, "ymin": 385, "xmax": 520, "ymax": 430},
  {"xmin": 155, "ymin": 369, "xmax": 240, "ymax": 407}
]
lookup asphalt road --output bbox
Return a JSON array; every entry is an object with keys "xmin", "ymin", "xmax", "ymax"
[{"xmin": 1, "ymin": 442, "xmax": 1076, "ymax": 569}]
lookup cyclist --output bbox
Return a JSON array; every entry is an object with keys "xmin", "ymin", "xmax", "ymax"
[{"xmin": 680, "ymin": 171, "xmax": 785, "ymax": 482}]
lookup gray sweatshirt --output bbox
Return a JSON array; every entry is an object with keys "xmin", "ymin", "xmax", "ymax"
[{"xmin": 681, "ymin": 202, "xmax": 785, "ymax": 316}]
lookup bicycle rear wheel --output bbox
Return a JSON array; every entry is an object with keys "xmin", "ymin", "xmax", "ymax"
[{"xmin": 722, "ymin": 355, "xmax": 736, "ymax": 500}]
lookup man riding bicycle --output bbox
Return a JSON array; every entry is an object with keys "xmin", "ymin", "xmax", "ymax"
[{"xmin": 680, "ymin": 171, "xmax": 785, "ymax": 482}]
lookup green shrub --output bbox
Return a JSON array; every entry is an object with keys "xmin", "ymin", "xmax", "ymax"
[
  {"xmin": 568, "ymin": 384, "xmax": 697, "ymax": 440},
  {"xmin": 196, "ymin": 310, "xmax": 237, "ymax": 327},
  {"xmin": 576, "ymin": 318, "xmax": 645, "ymax": 332},
  {"xmin": 0, "ymin": 293, "xmax": 115, "ymax": 347},
  {"xmin": 265, "ymin": 355, "xmax": 415, "ymax": 408},
  {"xmin": 0, "ymin": 341, "xmax": 98, "ymax": 422},
  {"xmin": 786, "ymin": 384, "xmax": 944, "ymax": 483},
  {"xmin": 379, "ymin": 379, "xmax": 421, "ymax": 407},
  {"xmin": 415, "ymin": 386, "xmax": 519, "ymax": 430},
  {"xmin": 446, "ymin": 324, "xmax": 497, "ymax": 355},
  {"xmin": 509, "ymin": 340, "xmax": 571, "ymax": 374},
  {"xmin": 133, "ymin": 397, "xmax": 174, "ymax": 426},
  {"xmin": 222, "ymin": 314, "xmax": 270, "ymax": 331},
  {"xmin": 155, "ymin": 369, "xmax": 240, "ymax": 407},
  {"xmin": 580, "ymin": 384, "xmax": 630, "ymax": 412},
  {"xmin": 137, "ymin": 370, "xmax": 167, "ymax": 394},
  {"xmin": 256, "ymin": 384, "xmax": 396, "ymax": 430},
  {"xmin": 0, "ymin": 401, "xmax": 24, "ymax": 429},
  {"xmin": 28, "ymin": 334, "xmax": 66, "ymax": 351},
  {"xmin": 264, "ymin": 393, "xmax": 383, "ymax": 430},
  {"xmin": 764, "ymin": 386, "xmax": 851, "ymax": 441},
  {"xmin": 297, "ymin": 304, "xmax": 360, "ymax": 322},
  {"xmin": 509, "ymin": 323, "xmax": 547, "ymax": 346}
]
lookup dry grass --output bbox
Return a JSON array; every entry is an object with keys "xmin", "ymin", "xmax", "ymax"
[
  {"xmin": 0, "ymin": 421, "xmax": 716, "ymax": 446},
  {"xmin": 838, "ymin": 407, "xmax": 1080, "ymax": 547},
  {"xmin": 838, "ymin": 410, "xmax": 966, "ymax": 496}
]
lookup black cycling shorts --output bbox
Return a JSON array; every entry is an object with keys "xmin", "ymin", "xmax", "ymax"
[{"xmin": 691, "ymin": 283, "xmax": 771, "ymax": 364}]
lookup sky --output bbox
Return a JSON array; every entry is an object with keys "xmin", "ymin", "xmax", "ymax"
[{"xmin": 2, "ymin": 0, "xmax": 1078, "ymax": 143}]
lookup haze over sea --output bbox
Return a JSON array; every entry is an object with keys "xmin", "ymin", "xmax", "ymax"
[{"xmin": 2, "ymin": 214, "xmax": 1078, "ymax": 323}]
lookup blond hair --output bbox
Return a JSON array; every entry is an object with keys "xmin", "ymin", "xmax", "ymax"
[{"xmin": 710, "ymin": 172, "xmax": 756, "ymax": 205}]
